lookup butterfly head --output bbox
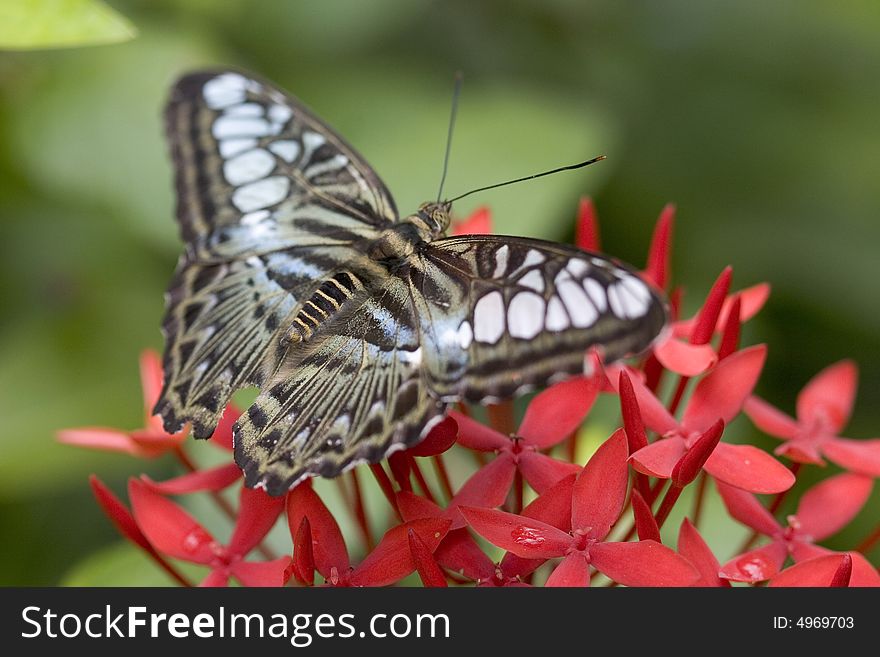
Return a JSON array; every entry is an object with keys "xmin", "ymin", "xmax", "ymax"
[{"xmin": 414, "ymin": 201, "xmax": 452, "ymax": 237}]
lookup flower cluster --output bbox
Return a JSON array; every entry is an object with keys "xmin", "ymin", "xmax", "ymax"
[{"xmin": 60, "ymin": 200, "xmax": 880, "ymax": 586}]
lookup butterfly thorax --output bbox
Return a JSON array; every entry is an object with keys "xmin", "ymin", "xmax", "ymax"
[{"xmin": 367, "ymin": 201, "xmax": 452, "ymax": 265}]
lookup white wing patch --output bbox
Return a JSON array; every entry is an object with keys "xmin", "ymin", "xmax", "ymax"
[
  {"xmin": 224, "ymin": 148, "xmax": 276, "ymax": 185},
  {"xmin": 546, "ymin": 296, "xmax": 569, "ymax": 331},
  {"xmin": 232, "ymin": 176, "xmax": 291, "ymax": 212},
  {"xmin": 518, "ymin": 269, "xmax": 544, "ymax": 292},
  {"xmin": 555, "ymin": 272, "xmax": 598, "ymax": 328},
  {"xmin": 473, "ymin": 290, "xmax": 505, "ymax": 344},
  {"xmin": 508, "ymin": 292, "xmax": 545, "ymax": 339}
]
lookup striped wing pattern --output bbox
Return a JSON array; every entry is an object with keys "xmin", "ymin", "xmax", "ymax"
[
  {"xmin": 233, "ymin": 273, "xmax": 446, "ymax": 495},
  {"xmin": 413, "ymin": 236, "xmax": 668, "ymax": 403},
  {"xmin": 156, "ymin": 69, "xmax": 669, "ymax": 494}
]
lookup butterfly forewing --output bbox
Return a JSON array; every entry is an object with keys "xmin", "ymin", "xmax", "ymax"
[
  {"xmin": 413, "ymin": 236, "xmax": 668, "ymax": 402},
  {"xmin": 156, "ymin": 70, "xmax": 398, "ymax": 436}
]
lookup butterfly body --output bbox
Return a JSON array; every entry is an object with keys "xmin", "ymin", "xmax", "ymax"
[{"xmin": 156, "ymin": 70, "xmax": 668, "ymax": 495}]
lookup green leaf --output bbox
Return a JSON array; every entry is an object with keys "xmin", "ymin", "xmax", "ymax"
[
  {"xmin": 0, "ymin": 0, "xmax": 136, "ymax": 50},
  {"xmin": 61, "ymin": 541, "xmax": 204, "ymax": 586}
]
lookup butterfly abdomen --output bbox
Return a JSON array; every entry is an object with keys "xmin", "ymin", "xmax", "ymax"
[{"xmin": 283, "ymin": 271, "xmax": 364, "ymax": 343}]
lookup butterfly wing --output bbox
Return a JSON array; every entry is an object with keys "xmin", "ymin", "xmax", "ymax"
[
  {"xmin": 233, "ymin": 273, "xmax": 445, "ymax": 495},
  {"xmin": 410, "ymin": 235, "xmax": 668, "ymax": 402},
  {"xmin": 156, "ymin": 70, "xmax": 398, "ymax": 437}
]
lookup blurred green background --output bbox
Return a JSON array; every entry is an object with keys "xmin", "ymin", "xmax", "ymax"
[{"xmin": 0, "ymin": 0, "xmax": 878, "ymax": 585}]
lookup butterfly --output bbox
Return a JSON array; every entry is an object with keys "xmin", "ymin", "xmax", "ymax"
[{"xmin": 154, "ymin": 70, "xmax": 668, "ymax": 496}]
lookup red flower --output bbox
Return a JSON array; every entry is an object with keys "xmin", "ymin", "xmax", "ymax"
[
  {"xmin": 452, "ymin": 206, "xmax": 493, "ymax": 235},
  {"xmin": 744, "ymin": 360, "xmax": 880, "ymax": 475},
  {"xmin": 622, "ymin": 345, "xmax": 795, "ymax": 493},
  {"xmin": 450, "ymin": 376, "xmax": 598, "ymax": 503},
  {"xmin": 287, "ymin": 482, "xmax": 451, "ymax": 587},
  {"xmin": 461, "ymin": 430, "xmax": 699, "ymax": 586},
  {"xmin": 58, "ymin": 350, "xmax": 234, "ymax": 456},
  {"xmin": 769, "ymin": 553, "xmax": 880, "ymax": 587},
  {"xmin": 128, "ymin": 479, "xmax": 288, "ymax": 586},
  {"xmin": 678, "ymin": 519, "xmax": 730, "ymax": 587},
  {"xmin": 717, "ymin": 473, "xmax": 874, "ymax": 583}
]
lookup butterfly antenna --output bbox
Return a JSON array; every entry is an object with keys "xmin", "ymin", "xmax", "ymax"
[
  {"xmin": 446, "ymin": 155, "xmax": 607, "ymax": 204},
  {"xmin": 436, "ymin": 71, "xmax": 463, "ymax": 203}
]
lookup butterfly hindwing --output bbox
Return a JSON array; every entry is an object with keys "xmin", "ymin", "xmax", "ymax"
[
  {"xmin": 232, "ymin": 272, "xmax": 446, "ymax": 495},
  {"xmin": 412, "ymin": 235, "xmax": 668, "ymax": 402}
]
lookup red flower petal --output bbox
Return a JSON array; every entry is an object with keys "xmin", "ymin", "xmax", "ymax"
[
  {"xmin": 521, "ymin": 472, "xmax": 576, "ymax": 532},
  {"xmin": 89, "ymin": 475, "xmax": 152, "ymax": 551},
  {"xmin": 545, "ymin": 553, "xmax": 591, "ymax": 587},
  {"xmin": 519, "ymin": 376, "xmax": 599, "ymax": 449},
  {"xmin": 654, "ymin": 337, "xmax": 717, "ymax": 377},
  {"xmin": 408, "ymin": 528, "xmax": 448, "ymax": 587},
  {"xmin": 630, "ymin": 437, "xmax": 686, "ymax": 479},
  {"xmin": 575, "ymin": 197, "xmax": 600, "ymax": 252},
  {"xmin": 797, "ymin": 360, "xmax": 857, "ymax": 432},
  {"xmin": 388, "ymin": 452, "xmax": 412, "ymax": 491},
  {"xmin": 690, "ymin": 267, "xmax": 732, "ymax": 345},
  {"xmin": 449, "ymin": 411, "xmax": 508, "ymax": 451},
  {"xmin": 571, "ymin": 430, "xmax": 629, "ymax": 540},
  {"xmin": 719, "ymin": 542, "xmax": 788, "ymax": 582},
  {"xmin": 291, "ymin": 517, "xmax": 315, "ymax": 586},
  {"xmin": 822, "ymin": 437, "xmax": 880, "ymax": 476},
  {"xmin": 619, "ymin": 370, "xmax": 648, "ymax": 453},
  {"xmin": 58, "ymin": 427, "xmax": 149, "ymax": 457},
  {"xmin": 705, "ymin": 443, "xmax": 795, "ymax": 494},
  {"xmin": 452, "ymin": 206, "xmax": 492, "ymax": 235},
  {"xmin": 498, "ymin": 551, "xmax": 545, "ymax": 581},
  {"xmin": 613, "ymin": 371, "xmax": 680, "ymax": 435},
  {"xmin": 643, "ymin": 203, "xmax": 675, "ymax": 290},
  {"xmin": 715, "ymin": 480, "xmax": 781, "ymax": 535},
  {"xmin": 590, "ymin": 541, "xmax": 699, "ymax": 587},
  {"xmin": 231, "ymin": 557, "xmax": 292, "ymax": 587},
  {"xmin": 683, "ymin": 344, "xmax": 767, "ymax": 433},
  {"xmin": 743, "ymin": 396, "xmax": 799, "ymax": 440},
  {"xmin": 766, "ymin": 553, "xmax": 879, "ymax": 588},
  {"xmin": 678, "ymin": 519, "xmax": 729, "ymax": 587},
  {"xmin": 128, "ymin": 429, "xmax": 185, "ymax": 450},
  {"xmin": 776, "ymin": 441, "xmax": 825, "ymax": 465},
  {"xmin": 830, "ymin": 553, "xmax": 853, "ymax": 587},
  {"xmin": 672, "ymin": 419, "xmax": 724, "ymax": 487},
  {"xmin": 435, "ymin": 528, "xmax": 495, "ymax": 582},
  {"xmin": 717, "ymin": 295, "xmax": 741, "ymax": 360},
  {"xmin": 518, "ymin": 452, "xmax": 580, "ymax": 495},
  {"xmin": 209, "ymin": 404, "xmax": 238, "ymax": 451},
  {"xmin": 139, "ymin": 350, "xmax": 164, "ymax": 424},
  {"xmin": 228, "ymin": 486, "xmax": 285, "ymax": 556},
  {"xmin": 789, "ymin": 540, "xmax": 833, "ymax": 564},
  {"xmin": 287, "ymin": 483, "xmax": 350, "ymax": 575},
  {"xmin": 128, "ymin": 478, "xmax": 218, "ymax": 564},
  {"xmin": 460, "ymin": 506, "xmax": 573, "ymax": 559},
  {"xmin": 794, "ymin": 473, "xmax": 873, "ymax": 541},
  {"xmin": 409, "ymin": 416, "xmax": 458, "ymax": 457},
  {"xmin": 141, "ymin": 463, "xmax": 242, "ymax": 495},
  {"xmin": 397, "ymin": 490, "xmax": 443, "ymax": 521},
  {"xmin": 200, "ymin": 570, "xmax": 229, "ymax": 587},
  {"xmin": 349, "ymin": 518, "xmax": 451, "ymax": 587},
  {"xmin": 631, "ymin": 490, "xmax": 661, "ymax": 542},
  {"xmin": 850, "ymin": 552, "xmax": 880, "ymax": 587},
  {"xmin": 447, "ymin": 453, "xmax": 517, "ymax": 529},
  {"xmin": 716, "ymin": 283, "xmax": 770, "ymax": 332}
]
